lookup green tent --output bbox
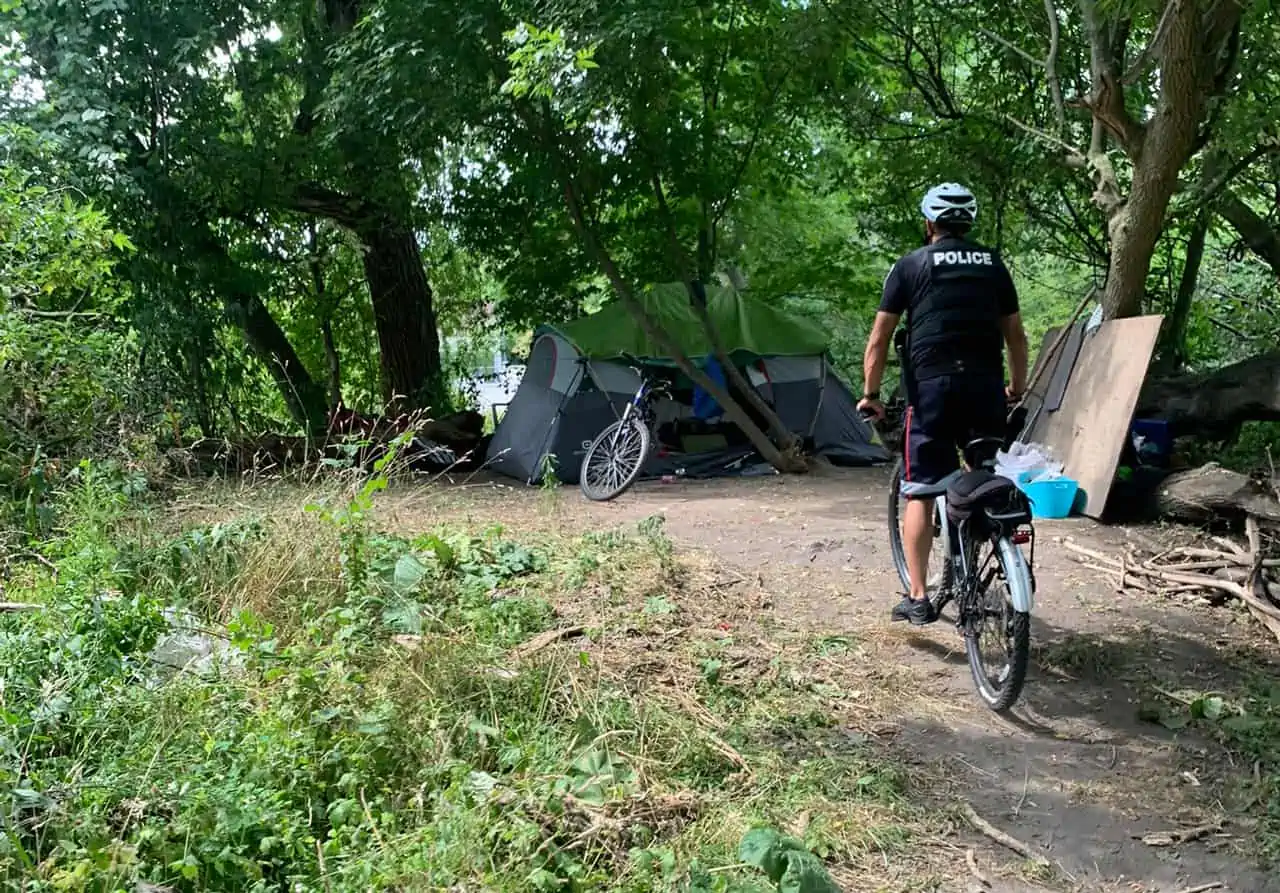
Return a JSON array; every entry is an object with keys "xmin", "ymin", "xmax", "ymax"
[{"xmin": 541, "ymin": 282, "xmax": 830, "ymax": 365}]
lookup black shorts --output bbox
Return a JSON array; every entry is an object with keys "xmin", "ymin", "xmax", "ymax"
[{"xmin": 902, "ymin": 374, "xmax": 1006, "ymax": 497}]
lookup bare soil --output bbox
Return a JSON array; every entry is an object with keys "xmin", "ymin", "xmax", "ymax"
[{"xmin": 373, "ymin": 464, "xmax": 1279, "ymax": 893}]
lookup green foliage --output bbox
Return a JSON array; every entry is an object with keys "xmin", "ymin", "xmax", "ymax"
[
  {"xmin": 1146, "ymin": 681, "xmax": 1280, "ymax": 859},
  {"xmin": 0, "ymin": 459, "xmax": 918, "ymax": 889},
  {"xmin": 739, "ymin": 828, "xmax": 841, "ymax": 893}
]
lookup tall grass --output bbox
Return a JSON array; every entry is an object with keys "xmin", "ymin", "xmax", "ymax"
[{"xmin": 0, "ymin": 461, "xmax": 922, "ymax": 892}]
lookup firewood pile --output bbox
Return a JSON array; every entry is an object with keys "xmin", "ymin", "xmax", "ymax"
[{"xmin": 1064, "ymin": 517, "xmax": 1280, "ymax": 644}]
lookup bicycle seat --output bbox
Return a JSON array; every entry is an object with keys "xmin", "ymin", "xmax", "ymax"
[
  {"xmin": 962, "ymin": 436, "xmax": 1005, "ymax": 470},
  {"xmin": 946, "ymin": 470, "xmax": 1029, "ymax": 526}
]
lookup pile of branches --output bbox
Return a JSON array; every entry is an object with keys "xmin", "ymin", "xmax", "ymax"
[
  {"xmin": 168, "ymin": 408, "xmax": 489, "ymax": 477},
  {"xmin": 1065, "ymin": 518, "xmax": 1280, "ymax": 643}
]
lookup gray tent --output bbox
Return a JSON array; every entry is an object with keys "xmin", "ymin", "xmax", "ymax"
[{"xmin": 485, "ymin": 303, "xmax": 889, "ymax": 484}]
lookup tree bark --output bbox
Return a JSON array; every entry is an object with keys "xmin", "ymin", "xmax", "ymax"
[
  {"xmin": 157, "ymin": 186, "xmax": 329, "ymax": 433},
  {"xmin": 1155, "ymin": 463, "xmax": 1280, "ymax": 525},
  {"xmin": 1218, "ymin": 191, "xmax": 1280, "ymax": 275},
  {"xmin": 308, "ymin": 224, "xmax": 344, "ymax": 410},
  {"xmin": 320, "ymin": 316, "xmax": 342, "ymax": 410},
  {"xmin": 290, "ymin": 185, "xmax": 443, "ymax": 410},
  {"xmin": 1138, "ymin": 349, "xmax": 1280, "ymax": 439},
  {"xmin": 357, "ymin": 224, "xmax": 444, "ymax": 410},
  {"xmin": 222, "ymin": 285, "xmax": 329, "ymax": 433}
]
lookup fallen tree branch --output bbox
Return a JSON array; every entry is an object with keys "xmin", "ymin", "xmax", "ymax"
[
  {"xmin": 1177, "ymin": 882, "xmax": 1224, "ymax": 893},
  {"xmin": 509, "ymin": 626, "xmax": 585, "ymax": 660},
  {"xmin": 959, "ymin": 802, "xmax": 1050, "ymax": 867},
  {"xmin": 965, "ymin": 848, "xmax": 990, "ymax": 888},
  {"xmin": 1137, "ymin": 822, "xmax": 1223, "ymax": 847}
]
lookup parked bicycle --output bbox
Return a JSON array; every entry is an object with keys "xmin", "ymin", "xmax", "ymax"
[
  {"xmin": 579, "ymin": 354, "xmax": 670, "ymax": 502},
  {"xmin": 873, "ymin": 411, "xmax": 1038, "ymax": 712}
]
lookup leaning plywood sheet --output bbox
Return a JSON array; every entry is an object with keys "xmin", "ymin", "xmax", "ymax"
[{"xmin": 1027, "ymin": 315, "xmax": 1163, "ymax": 519}]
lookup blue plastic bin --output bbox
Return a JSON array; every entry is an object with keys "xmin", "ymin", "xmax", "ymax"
[{"xmin": 1019, "ymin": 477, "xmax": 1078, "ymax": 519}]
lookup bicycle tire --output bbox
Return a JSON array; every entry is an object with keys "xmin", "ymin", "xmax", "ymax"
[
  {"xmin": 579, "ymin": 417, "xmax": 651, "ymax": 501},
  {"xmin": 964, "ymin": 537, "xmax": 1031, "ymax": 712},
  {"xmin": 887, "ymin": 458, "xmax": 946, "ymax": 598},
  {"xmin": 887, "ymin": 458, "xmax": 910, "ymax": 591}
]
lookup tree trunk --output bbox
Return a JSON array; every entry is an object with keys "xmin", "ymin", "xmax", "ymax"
[
  {"xmin": 357, "ymin": 223, "xmax": 444, "ymax": 411},
  {"xmin": 1155, "ymin": 463, "xmax": 1280, "ymax": 525},
  {"xmin": 291, "ymin": 186, "xmax": 443, "ymax": 412},
  {"xmin": 1158, "ymin": 209, "xmax": 1209, "ymax": 371},
  {"xmin": 222, "ymin": 286, "xmax": 329, "ymax": 433},
  {"xmin": 292, "ymin": 0, "xmax": 444, "ymax": 413},
  {"xmin": 320, "ymin": 316, "xmax": 342, "ymax": 410},
  {"xmin": 686, "ymin": 281, "xmax": 801, "ymax": 452},
  {"xmin": 1078, "ymin": 0, "xmax": 1243, "ymax": 319},
  {"xmin": 1218, "ymin": 191, "xmax": 1280, "ymax": 275},
  {"xmin": 1137, "ymin": 349, "xmax": 1280, "ymax": 439},
  {"xmin": 175, "ymin": 203, "xmax": 329, "ymax": 433}
]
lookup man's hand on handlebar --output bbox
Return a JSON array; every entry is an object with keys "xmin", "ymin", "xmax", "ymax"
[
  {"xmin": 857, "ymin": 396, "xmax": 886, "ymax": 422},
  {"xmin": 1005, "ymin": 384, "xmax": 1024, "ymax": 405}
]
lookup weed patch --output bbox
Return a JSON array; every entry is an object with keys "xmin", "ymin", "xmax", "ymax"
[{"xmin": 0, "ymin": 469, "xmax": 927, "ymax": 890}]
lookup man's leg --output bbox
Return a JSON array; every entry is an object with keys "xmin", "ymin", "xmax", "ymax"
[
  {"xmin": 903, "ymin": 496, "xmax": 934, "ymax": 602},
  {"xmin": 893, "ymin": 388, "xmax": 954, "ymax": 625}
]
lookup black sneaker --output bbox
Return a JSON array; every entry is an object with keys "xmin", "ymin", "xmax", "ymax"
[{"xmin": 891, "ymin": 596, "xmax": 936, "ymax": 626}]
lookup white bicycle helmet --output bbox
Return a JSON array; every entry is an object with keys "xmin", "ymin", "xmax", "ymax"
[{"xmin": 920, "ymin": 182, "xmax": 977, "ymax": 224}]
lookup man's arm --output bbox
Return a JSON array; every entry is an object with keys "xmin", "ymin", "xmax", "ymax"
[
  {"xmin": 1000, "ymin": 313, "xmax": 1029, "ymax": 395},
  {"xmin": 994, "ymin": 260, "xmax": 1028, "ymax": 396},
  {"xmin": 864, "ymin": 259, "xmax": 909, "ymax": 400},
  {"xmin": 863, "ymin": 311, "xmax": 900, "ymax": 397}
]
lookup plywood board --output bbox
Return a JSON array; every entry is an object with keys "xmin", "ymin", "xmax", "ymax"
[{"xmin": 1027, "ymin": 315, "xmax": 1163, "ymax": 519}]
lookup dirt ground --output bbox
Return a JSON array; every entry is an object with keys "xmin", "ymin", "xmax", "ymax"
[{"xmin": 372, "ymin": 464, "xmax": 1280, "ymax": 893}]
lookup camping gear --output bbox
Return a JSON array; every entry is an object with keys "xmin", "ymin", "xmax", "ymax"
[
  {"xmin": 485, "ymin": 283, "xmax": 888, "ymax": 484},
  {"xmin": 691, "ymin": 355, "xmax": 727, "ymax": 420}
]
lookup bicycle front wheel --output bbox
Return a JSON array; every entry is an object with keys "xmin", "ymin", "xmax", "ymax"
[
  {"xmin": 964, "ymin": 536, "xmax": 1032, "ymax": 712},
  {"xmin": 579, "ymin": 417, "xmax": 651, "ymax": 501}
]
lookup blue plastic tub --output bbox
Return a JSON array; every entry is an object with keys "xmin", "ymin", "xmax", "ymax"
[{"xmin": 1019, "ymin": 477, "xmax": 1078, "ymax": 519}]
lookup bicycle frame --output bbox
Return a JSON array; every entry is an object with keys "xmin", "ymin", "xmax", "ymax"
[
  {"xmin": 929, "ymin": 483, "xmax": 1036, "ymax": 615},
  {"xmin": 607, "ymin": 379, "xmax": 646, "ymax": 447},
  {"xmin": 608, "ymin": 369, "xmax": 666, "ymax": 450}
]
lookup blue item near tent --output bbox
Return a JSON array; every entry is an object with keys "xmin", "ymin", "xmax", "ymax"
[
  {"xmin": 1130, "ymin": 418, "xmax": 1172, "ymax": 467},
  {"xmin": 692, "ymin": 356, "xmax": 727, "ymax": 420}
]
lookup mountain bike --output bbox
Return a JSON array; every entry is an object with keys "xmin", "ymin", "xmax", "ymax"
[
  {"xmin": 579, "ymin": 355, "xmax": 670, "ymax": 501},
  {"xmin": 881, "ymin": 425, "xmax": 1038, "ymax": 712}
]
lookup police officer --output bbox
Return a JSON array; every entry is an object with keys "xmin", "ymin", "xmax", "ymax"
[{"xmin": 858, "ymin": 183, "xmax": 1029, "ymax": 625}]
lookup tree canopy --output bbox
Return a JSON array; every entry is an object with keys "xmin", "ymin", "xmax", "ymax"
[{"xmin": 2, "ymin": 0, "xmax": 1279, "ymax": 475}]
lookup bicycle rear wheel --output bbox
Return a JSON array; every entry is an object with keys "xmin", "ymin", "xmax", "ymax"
[
  {"xmin": 579, "ymin": 417, "xmax": 651, "ymax": 501},
  {"xmin": 963, "ymin": 536, "xmax": 1031, "ymax": 712},
  {"xmin": 887, "ymin": 458, "xmax": 947, "ymax": 597}
]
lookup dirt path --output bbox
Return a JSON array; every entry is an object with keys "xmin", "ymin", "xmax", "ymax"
[{"xmin": 384, "ymin": 466, "xmax": 1280, "ymax": 892}]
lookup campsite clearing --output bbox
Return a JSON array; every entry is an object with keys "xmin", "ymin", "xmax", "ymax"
[{"xmin": 363, "ymin": 465, "xmax": 1280, "ymax": 893}]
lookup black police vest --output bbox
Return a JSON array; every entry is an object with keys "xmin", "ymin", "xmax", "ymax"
[{"xmin": 906, "ymin": 239, "xmax": 1006, "ymax": 382}]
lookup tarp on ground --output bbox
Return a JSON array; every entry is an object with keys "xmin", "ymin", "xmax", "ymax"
[{"xmin": 542, "ymin": 282, "xmax": 829, "ymax": 365}]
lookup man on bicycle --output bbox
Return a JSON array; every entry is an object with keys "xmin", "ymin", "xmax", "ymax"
[{"xmin": 857, "ymin": 182, "xmax": 1029, "ymax": 625}]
